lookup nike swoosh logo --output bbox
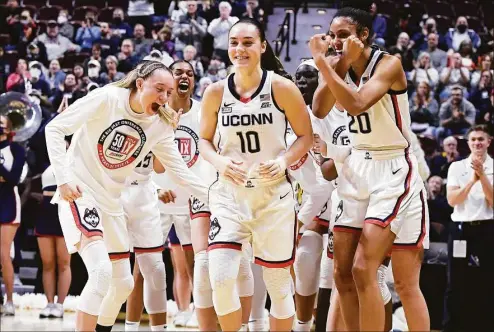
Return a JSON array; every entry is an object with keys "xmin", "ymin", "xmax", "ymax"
[
  {"xmin": 280, "ymin": 192, "xmax": 290, "ymax": 200},
  {"xmin": 392, "ymin": 168, "xmax": 402, "ymax": 175},
  {"xmin": 223, "ymin": 102, "xmax": 234, "ymax": 107}
]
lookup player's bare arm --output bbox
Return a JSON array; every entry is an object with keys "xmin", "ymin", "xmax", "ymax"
[{"xmin": 272, "ymin": 75, "xmax": 313, "ymax": 167}]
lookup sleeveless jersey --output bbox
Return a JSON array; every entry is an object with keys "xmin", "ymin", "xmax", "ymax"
[
  {"xmin": 216, "ymin": 70, "xmax": 287, "ymax": 177},
  {"xmin": 152, "ymin": 99, "xmax": 216, "ymax": 214},
  {"xmin": 344, "ymin": 48, "xmax": 412, "ymax": 151}
]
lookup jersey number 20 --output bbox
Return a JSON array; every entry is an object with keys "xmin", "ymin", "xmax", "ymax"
[
  {"xmin": 348, "ymin": 113, "xmax": 372, "ymax": 134},
  {"xmin": 236, "ymin": 131, "xmax": 260, "ymax": 153}
]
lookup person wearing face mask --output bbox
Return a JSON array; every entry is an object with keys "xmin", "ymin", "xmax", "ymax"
[
  {"xmin": 110, "ymin": 8, "xmax": 133, "ymax": 40},
  {"xmin": 86, "ymin": 59, "xmax": 105, "ymax": 86},
  {"xmin": 445, "ymin": 125, "xmax": 493, "ymax": 332},
  {"xmin": 28, "ymin": 61, "xmax": 51, "ymax": 97},
  {"xmin": 445, "ymin": 16, "xmax": 481, "ymax": 53},
  {"xmin": 57, "ymin": 9, "xmax": 74, "ymax": 40}
]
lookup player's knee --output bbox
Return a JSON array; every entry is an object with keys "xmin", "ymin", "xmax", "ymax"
[
  {"xmin": 237, "ymin": 253, "xmax": 254, "ymax": 297},
  {"xmin": 193, "ymin": 250, "xmax": 213, "ymax": 308},
  {"xmin": 209, "ymin": 249, "xmax": 241, "ymax": 316},
  {"xmin": 89, "ymin": 259, "xmax": 113, "ymax": 298},
  {"xmin": 136, "ymin": 252, "xmax": 167, "ymax": 291},
  {"xmin": 333, "ymin": 262, "xmax": 355, "ymax": 293},
  {"xmin": 294, "ymin": 231, "xmax": 322, "ymax": 296},
  {"xmin": 351, "ymin": 258, "xmax": 374, "ymax": 289},
  {"xmin": 377, "ymin": 265, "xmax": 391, "ymax": 304},
  {"xmin": 393, "ymin": 274, "xmax": 418, "ymax": 300},
  {"xmin": 263, "ymin": 267, "xmax": 295, "ymax": 319}
]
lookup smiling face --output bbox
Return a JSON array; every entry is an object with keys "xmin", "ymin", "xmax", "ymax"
[
  {"xmin": 328, "ymin": 17, "xmax": 368, "ymax": 55},
  {"xmin": 468, "ymin": 130, "xmax": 491, "ymax": 156},
  {"xmin": 136, "ymin": 69, "xmax": 174, "ymax": 116},
  {"xmin": 171, "ymin": 61, "xmax": 195, "ymax": 97},
  {"xmin": 228, "ymin": 22, "xmax": 266, "ymax": 70},
  {"xmin": 295, "ymin": 64, "xmax": 319, "ymax": 105}
]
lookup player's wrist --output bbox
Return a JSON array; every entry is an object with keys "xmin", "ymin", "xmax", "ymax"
[{"xmin": 276, "ymin": 156, "xmax": 287, "ymax": 172}]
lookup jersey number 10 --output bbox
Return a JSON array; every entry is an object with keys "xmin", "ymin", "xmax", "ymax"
[
  {"xmin": 348, "ymin": 113, "xmax": 372, "ymax": 134},
  {"xmin": 236, "ymin": 131, "xmax": 261, "ymax": 153}
]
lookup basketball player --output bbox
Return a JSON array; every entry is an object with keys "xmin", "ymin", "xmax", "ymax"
[
  {"xmin": 309, "ymin": 6, "xmax": 430, "ymax": 331},
  {"xmin": 0, "ymin": 115, "xmax": 26, "ymax": 316},
  {"xmin": 44, "ymin": 61, "xmax": 209, "ymax": 332},
  {"xmin": 199, "ymin": 18, "xmax": 313, "ymax": 331}
]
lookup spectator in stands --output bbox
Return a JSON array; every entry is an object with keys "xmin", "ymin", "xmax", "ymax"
[
  {"xmin": 243, "ymin": 0, "xmax": 264, "ymax": 28},
  {"xmin": 445, "ymin": 125, "xmax": 493, "ymax": 332},
  {"xmin": 194, "ymin": 76, "xmax": 212, "ymax": 100},
  {"xmin": 25, "ymin": 42, "xmax": 49, "ymax": 69},
  {"xmin": 10, "ymin": 9, "xmax": 36, "ymax": 45},
  {"xmin": 458, "ymin": 40, "xmax": 476, "ymax": 71},
  {"xmin": 409, "ymin": 81, "xmax": 439, "ymax": 137},
  {"xmin": 439, "ymin": 86, "xmax": 476, "ymax": 137},
  {"xmin": 369, "ymin": 2, "xmax": 386, "ymax": 47},
  {"xmin": 127, "ymin": 0, "xmax": 155, "ymax": 36},
  {"xmin": 410, "ymin": 52, "xmax": 439, "ymax": 89},
  {"xmin": 387, "ymin": 32, "xmax": 414, "ymax": 72},
  {"xmin": 471, "ymin": 55, "xmax": 492, "ymax": 88},
  {"xmin": 83, "ymin": 44, "xmax": 106, "ymax": 74},
  {"xmin": 33, "ymin": 20, "xmax": 80, "ymax": 62},
  {"xmin": 412, "ymin": 17, "xmax": 441, "ymax": 52},
  {"xmin": 427, "ymin": 175, "xmax": 452, "ymax": 242},
  {"xmin": 469, "ymin": 70, "xmax": 493, "ymax": 121},
  {"xmin": 168, "ymin": 0, "xmax": 188, "ymax": 22},
  {"xmin": 429, "ymin": 136, "xmax": 461, "ymax": 178},
  {"xmin": 205, "ymin": 54, "xmax": 227, "ymax": 82},
  {"xmin": 95, "ymin": 22, "xmax": 121, "ymax": 58},
  {"xmin": 6, "ymin": 58, "xmax": 29, "ymax": 92},
  {"xmin": 440, "ymin": 53, "xmax": 471, "ymax": 99},
  {"xmin": 28, "ymin": 61, "xmax": 51, "ymax": 97},
  {"xmin": 183, "ymin": 44, "xmax": 204, "ymax": 79},
  {"xmin": 132, "ymin": 24, "xmax": 153, "ymax": 60},
  {"xmin": 49, "ymin": 73, "xmax": 83, "ymax": 110},
  {"xmin": 47, "ymin": 59, "xmax": 65, "ymax": 91},
  {"xmin": 445, "ymin": 16, "xmax": 481, "ymax": 53},
  {"xmin": 99, "ymin": 55, "xmax": 125, "ymax": 84},
  {"xmin": 86, "ymin": 59, "xmax": 105, "ymax": 86},
  {"xmin": 75, "ymin": 16, "xmax": 101, "ymax": 53},
  {"xmin": 425, "ymin": 33, "xmax": 448, "ymax": 73},
  {"xmin": 208, "ymin": 1, "xmax": 239, "ymax": 64},
  {"xmin": 479, "ymin": 24, "xmax": 493, "ymax": 56},
  {"xmin": 111, "ymin": 8, "xmax": 133, "ymax": 40},
  {"xmin": 57, "ymin": 9, "xmax": 74, "ymax": 41},
  {"xmin": 73, "ymin": 63, "xmax": 85, "ymax": 87},
  {"xmin": 155, "ymin": 26, "xmax": 177, "ymax": 59},
  {"xmin": 0, "ymin": 114, "xmax": 27, "ymax": 317},
  {"xmin": 173, "ymin": 0, "xmax": 208, "ymax": 58},
  {"xmin": 117, "ymin": 39, "xmax": 140, "ymax": 73}
]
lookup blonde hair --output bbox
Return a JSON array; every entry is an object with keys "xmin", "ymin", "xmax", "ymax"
[{"xmin": 111, "ymin": 61, "xmax": 177, "ymax": 125}]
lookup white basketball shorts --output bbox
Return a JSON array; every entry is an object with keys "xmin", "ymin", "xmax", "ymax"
[
  {"xmin": 161, "ymin": 214, "xmax": 192, "ymax": 250},
  {"xmin": 208, "ymin": 176, "xmax": 297, "ymax": 268},
  {"xmin": 335, "ymin": 149, "xmax": 429, "ymax": 250},
  {"xmin": 122, "ymin": 181, "xmax": 164, "ymax": 254}
]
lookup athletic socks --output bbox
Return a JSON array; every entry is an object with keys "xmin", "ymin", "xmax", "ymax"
[
  {"xmin": 294, "ymin": 319, "xmax": 313, "ymax": 331},
  {"xmin": 124, "ymin": 321, "xmax": 140, "ymax": 331},
  {"xmin": 150, "ymin": 323, "xmax": 167, "ymax": 331}
]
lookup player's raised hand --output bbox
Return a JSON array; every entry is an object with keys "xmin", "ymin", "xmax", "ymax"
[
  {"xmin": 342, "ymin": 35, "xmax": 364, "ymax": 64},
  {"xmin": 158, "ymin": 189, "xmax": 177, "ymax": 203},
  {"xmin": 259, "ymin": 156, "xmax": 287, "ymax": 179},
  {"xmin": 59, "ymin": 183, "xmax": 82, "ymax": 202},
  {"xmin": 217, "ymin": 156, "xmax": 247, "ymax": 185},
  {"xmin": 309, "ymin": 33, "xmax": 331, "ymax": 59}
]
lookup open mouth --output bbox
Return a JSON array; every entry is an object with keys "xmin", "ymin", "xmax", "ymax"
[
  {"xmin": 151, "ymin": 102, "xmax": 161, "ymax": 113},
  {"xmin": 178, "ymin": 80, "xmax": 189, "ymax": 93},
  {"xmin": 235, "ymin": 56, "xmax": 249, "ymax": 61}
]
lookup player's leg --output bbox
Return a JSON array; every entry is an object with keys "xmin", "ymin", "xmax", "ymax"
[
  {"xmin": 315, "ymin": 234, "xmax": 333, "ymax": 332},
  {"xmin": 249, "ymin": 262, "xmax": 268, "ymax": 331},
  {"xmin": 169, "ymin": 245, "xmax": 192, "ymax": 326},
  {"xmin": 55, "ymin": 237, "xmax": 71, "ymax": 305},
  {"xmin": 326, "ymin": 282, "xmax": 345, "ymax": 331},
  {"xmin": 238, "ymin": 244, "xmax": 254, "ymax": 330},
  {"xmin": 0, "ymin": 225, "xmax": 19, "ymax": 307},
  {"xmin": 378, "ymin": 259, "xmax": 393, "ymax": 332},
  {"xmin": 125, "ymin": 259, "xmax": 144, "ymax": 331},
  {"xmin": 37, "ymin": 237, "xmax": 57, "ymax": 308}
]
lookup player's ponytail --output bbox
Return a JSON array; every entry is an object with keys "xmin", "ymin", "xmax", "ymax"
[
  {"xmin": 110, "ymin": 61, "xmax": 177, "ymax": 126},
  {"xmin": 230, "ymin": 18, "xmax": 292, "ymax": 81}
]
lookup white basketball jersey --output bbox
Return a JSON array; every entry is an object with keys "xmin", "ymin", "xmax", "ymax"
[
  {"xmin": 126, "ymin": 151, "xmax": 154, "ymax": 185},
  {"xmin": 153, "ymin": 99, "xmax": 215, "ymax": 214},
  {"xmin": 344, "ymin": 48, "xmax": 412, "ymax": 151},
  {"xmin": 42, "ymin": 165, "xmax": 57, "ymax": 191},
  {"xmin": 216, "ymin": 70, "xmax": 287, "ymax": 176}
]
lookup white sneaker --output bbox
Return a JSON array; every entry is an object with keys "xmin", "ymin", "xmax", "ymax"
[
  {"xmin": 39, "ymin": 303, "xmax": 53, "ymax": 318},
  {"xmin": 185, "ymin": 309, "xmax": 199, "ymax": 328},
  {"xmin": 2, "ymin": 301, "xmax": 15, "ymax": 316},
  {"xmin": 173, "ymin": 310, "xmax": 190, "ymax": 327},
  {"xmin": 50, "ymin": 303, "xmax": 63, "ymax": 318}
]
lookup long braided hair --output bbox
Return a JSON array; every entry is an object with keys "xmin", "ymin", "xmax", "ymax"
[{"xmin": 110, "ymin": 61, "xmax": 177, "ymax": 125}]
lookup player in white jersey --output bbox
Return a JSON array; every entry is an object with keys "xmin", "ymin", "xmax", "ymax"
[
  {"xmin": 199, "ymin": 18, "xmax": 313, "ymax": 331},
  {"xmin": 45, "ymin": 61, "xmax": 209, "ymax": 332},
  {"xmin": 309, "ymin": 6, "xmax": 430, "ymax": 331}
]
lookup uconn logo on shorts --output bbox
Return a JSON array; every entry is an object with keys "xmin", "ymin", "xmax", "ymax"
[
  {"xmin": 83, "ymin": 208, "xmax": 100, "ymax": 228},
  {"xmin": 209, "ymin": 217, "xmax": 221, "ymax": 241}
]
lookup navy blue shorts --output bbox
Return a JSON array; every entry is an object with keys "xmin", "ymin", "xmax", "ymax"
[
  {"xmin": 0, "ymin": 186, "xmax": 20, "ymax": 225},
  {"xmin": 168, "ymin": 224, "xmax": 181, "ymax": 248},
  {"xmin": 35, "ymin": 197, "xmax": 63, "ymax": 237}
]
